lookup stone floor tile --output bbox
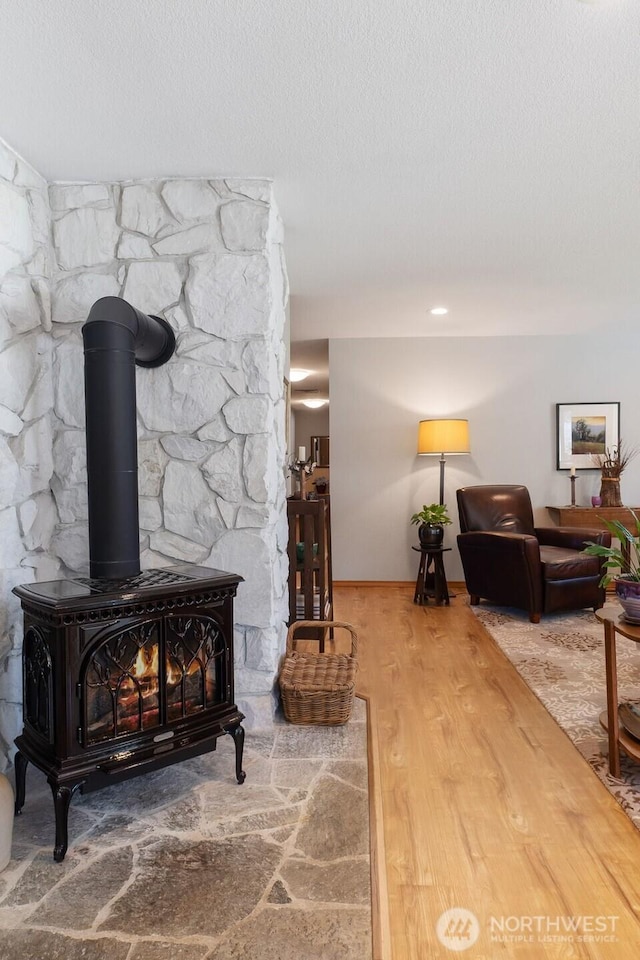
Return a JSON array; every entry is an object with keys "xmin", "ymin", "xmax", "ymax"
[
  {"xmin": 211, "ymin": 805, "xmax": 302, "ymax": 838},
  {"xmin": 324, "ymin": 759, "xmax": 368, "ymax": 790},
  {"xmin": 267, "ymin": 879, "xmax": 292, "ymax": 903},
  {"xmin": 178, "ymin": 739, "xmax": 243, "ymax": 780},
  {"xmin": 268, "ymin": 824, "xmax": 297, "ymax": 844},
  {"xmin": 350, "ymin": 696, "xmax": 368, "ymax": 722},
  {"xmin": 74, "ymin": 813, "xmax": 152, "ymax": 850},
  {"xmin": 241, "ymin": 729, "xmax": 277, "ymax": 757},
  {"xmin": 281, "ymin": 857, "xmax": 371, "ymax": 904},
  {"xmin": 198, "ymin": 781, "xmax": 283, "ymax": 821},
  {"xmin": 128, "ymin": 941, "xmax": 209, "ymax": 959},
  {"xmin": 272, "ymin": 723, "xmax": 366, "ymax": 760},
  {"xmin": 0, "ymin": 717, "xmax": 372, "ymax": 957},
  {"xmin": 207, "ymin": 904, "xmax": 372, "ymax": 960},
  {"xmin": 185, "ymin": 745, "xmax": 272, "ymax": 785},
  {"xmin": 210, "ymin": 804, "xmax": 300, "ymax": 837},
  {"xmin": 234, "ymin": 749, "xmax": 273, "ymax": 784},
  {"xmin": 296, "ymin": 775, "xmax": 369, "ymax": 860},
  {"xmin": 2, "ymin": 850, "xmax": 78, "ymax": 907},
  {"xmin": 99, "ymin": 836, "xmax": 281, "ymax": 939},
  {"xmin": 0, "ymin": 929, "xmax": 130, "ymax": 960},
  {"xmin": 13, "ymin": 798, "xmax": 96, "ymax": 851},
  {"xmin": 152, "ymin": 793, "xmax": 202, "ymax": 832},
  {"xmin": 30, "ymin": 847, "xmax": 133, "ymax": 929},
  {"xmin": 286, "ymin": 788, "xmax": 309, "ymax": 804},
  {"xmin": 270, "ymin": 758, "xmax": 323, "ymax": 789}
]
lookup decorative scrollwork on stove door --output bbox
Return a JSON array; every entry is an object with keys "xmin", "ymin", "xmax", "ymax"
[
  {"xmin": 165, "ymin": 616, "xmax": 227, "ymax": 720},
  {"xmin": 23, "ymin": 626, "xmax": 53, "ymax": 743},
  {"xmin": 81, "ymin": 620, "xmax": 162, "ymax": 744}
]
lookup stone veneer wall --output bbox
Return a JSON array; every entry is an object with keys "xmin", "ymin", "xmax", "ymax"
[
  {"xmin": 0, "ymin": 139, "xmax": 59, "ymax": 769},
  {"xmin": 50, "ymin": 177, "xmax": 289, "ymax": 729},
  {"xmin": 0, "ymin": 143, "xmax": 289, "ymax": 768}
]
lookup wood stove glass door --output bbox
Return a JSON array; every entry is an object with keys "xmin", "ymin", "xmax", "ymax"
[
  {"xmin": 165, "ymin": 615, "xmax": 227, "ymax": 721},
  {"xmin": 82, "ymin": 620, "xmax": 162, "ymax": 744}
]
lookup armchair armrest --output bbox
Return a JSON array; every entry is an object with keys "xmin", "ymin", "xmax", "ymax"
[
  {"xmin": 456, "ymin": 531, "xmax": 543, "ymax": 613},
  {"xmin": 535, "ymin": 527, "xmax": 611, "ymax": 550},
  {"xmin": 458, "ymin": 530, "xmax": 540, "ymax": 554},
  {"xmin": 457, "ymin": 531, "xmax": 542, "ymax": 574}
]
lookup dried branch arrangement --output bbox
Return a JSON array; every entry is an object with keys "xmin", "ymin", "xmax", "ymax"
[{"xmin": 591, "ymin": 439, "xmax": 638, "ymax": 478}]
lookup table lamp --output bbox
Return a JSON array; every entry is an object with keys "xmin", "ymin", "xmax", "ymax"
[{"xmin": 417, "ymin": 419, "xmax": 470, "ymax": 505}]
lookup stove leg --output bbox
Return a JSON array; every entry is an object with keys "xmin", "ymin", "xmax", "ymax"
[
  {"xmin": 226, "ymin": 722, "xmax": 246, "ymax": 784},
  {"xmin": 49, "ymin": 782, "xmax": 73, "ymax": 863},
  {"xmin": 14, "ymin": 751, "xmax": 28, "ymax": 815}
]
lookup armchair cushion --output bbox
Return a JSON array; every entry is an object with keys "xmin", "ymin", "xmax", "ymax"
[{"xmin": 539, "ymin": 545, "xmax": 602, "ymax": 581}]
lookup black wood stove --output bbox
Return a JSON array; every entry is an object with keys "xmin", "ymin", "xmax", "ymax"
[
  {"xmin": 11, "ymin": 298, "xmax": 246, "ymax": 861},
  {"xmin": 13, "ymin": 565, "xmax": 245, "ymax": 862}
]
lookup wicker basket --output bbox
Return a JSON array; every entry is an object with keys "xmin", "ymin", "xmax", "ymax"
[{"xmin": 279, "ymin": 620, "xmax": 358, "ymax": 725}]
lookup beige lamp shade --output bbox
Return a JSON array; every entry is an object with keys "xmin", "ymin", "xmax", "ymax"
[{"xmin": 417, "ymin": 418, "xmax": 470, "ymax": 455}]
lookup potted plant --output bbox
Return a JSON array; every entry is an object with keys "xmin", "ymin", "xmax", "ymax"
[
  {"xmin": 410, "ymin": 503, "xmax": 452, "ymax": 547},
  {"xmin": 583, "ymin": 512, "xmax": 640, "ymax": 620}
]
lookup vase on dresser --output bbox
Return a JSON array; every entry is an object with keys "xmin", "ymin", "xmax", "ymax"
[{"xmin": 599, "ymin": 475, "xmax": 622, "ymax": 507}]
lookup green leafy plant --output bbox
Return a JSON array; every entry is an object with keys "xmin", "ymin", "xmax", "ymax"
[
  {"xmin": 410, "ymin": 503, "xmax": 452, "ymax": 527},
  {"xmin": 583, "ymin": 511, "xmax": 640, "ymax": 586}
]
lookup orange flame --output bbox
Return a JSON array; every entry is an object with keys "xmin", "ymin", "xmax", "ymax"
[
  {"xmin": 133, "ymin": 644, "xmax": 159, "ymax": 679},
  {"xmin": 166, "ymin": 661, "xmax": 181, "ymax": 685},
  {"xmin": 131, "ymin": 645, "xmax": 200, "ymax": 689}
]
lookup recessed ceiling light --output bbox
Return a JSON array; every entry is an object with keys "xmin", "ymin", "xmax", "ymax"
[
  {"xmin": 289, "ymin": 368, "xmax": 312, "ymax": 382},
  {"xmin": 430, "ymin": 307, "xmax": 448, "ymax": 316},
  {"xmin": 301, "ymin": 399, "xmax": 328, "ymax": 409}
]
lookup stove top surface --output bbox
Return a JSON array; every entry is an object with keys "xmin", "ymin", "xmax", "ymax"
[{"xmin": 12, "ymin": 565, "xmax": 243, "ymax": 608}]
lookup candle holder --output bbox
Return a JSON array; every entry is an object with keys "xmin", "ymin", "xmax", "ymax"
[
  {"xmin": 288, "ymin": 456, "xmax": 316, "ymax": 499},
  {"xmin": 569, "ymin": 474, "xmax": 577, "ymax": 507}
]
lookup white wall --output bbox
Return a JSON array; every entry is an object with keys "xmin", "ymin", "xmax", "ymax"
[
  {"xmin": 293, "ymin": 406, "xmax": 330, "ymax": 460},
  {"xmin": 47, "ymin": 177, "xmax": 289, "ymax": 729},
  {"xmin": 330, "ymin": 334, "xmax": 640, "ymax": 582},
  {"xmin": 0, "ymin": 138, "xmax": 58, "ymax": 769}
]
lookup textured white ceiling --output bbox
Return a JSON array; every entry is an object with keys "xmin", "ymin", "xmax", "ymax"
[{"xmin": 2, "ymin": 0, "xmax": 638, "ymax": 338}]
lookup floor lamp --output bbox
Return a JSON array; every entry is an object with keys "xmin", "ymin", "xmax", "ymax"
[{"xmin": 417, "ymin": 419, "xmax": 470, "ymax": 505}]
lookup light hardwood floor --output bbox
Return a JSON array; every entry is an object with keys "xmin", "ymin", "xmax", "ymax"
[{"xmin": 333, "ymin": 584, "xmax": 640, "ymax": 959}]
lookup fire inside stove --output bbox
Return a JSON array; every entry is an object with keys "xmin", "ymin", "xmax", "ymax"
[{"xmin": 84, "ymin": 616, "xmax": 224, "ymax": 743}]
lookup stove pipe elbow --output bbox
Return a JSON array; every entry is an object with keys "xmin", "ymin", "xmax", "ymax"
[{"xmin": 82, "ymin": 297, "xmax": 175, "ymax": 580}]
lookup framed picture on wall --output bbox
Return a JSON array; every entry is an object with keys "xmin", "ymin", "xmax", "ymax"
[{"xmin": 556, "ymin": 402, "xmax": 620, "ymax": 470}]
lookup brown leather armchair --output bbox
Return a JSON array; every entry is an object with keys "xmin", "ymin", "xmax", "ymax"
[{"xmin": 456, "ymin": 485, "xmax": 611, "ymax": 623}]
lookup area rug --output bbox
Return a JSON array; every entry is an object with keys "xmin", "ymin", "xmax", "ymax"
[
  {"xmin": 471, "ymin": 604, "xmax": 640, "ymax": 829},
  {"xmin": 0, "ymin": 699, "xmax": 372, "ymax": 960}
]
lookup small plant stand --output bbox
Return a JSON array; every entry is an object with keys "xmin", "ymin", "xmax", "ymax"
[{"xmin": 412, "ymin": 545, "xmax": 451, "ymax": 606}]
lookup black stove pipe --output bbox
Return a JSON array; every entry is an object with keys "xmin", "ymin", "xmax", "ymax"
[{"xmin": 82, "ymin": 297, "xmax": 175, "ymax": 580}]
